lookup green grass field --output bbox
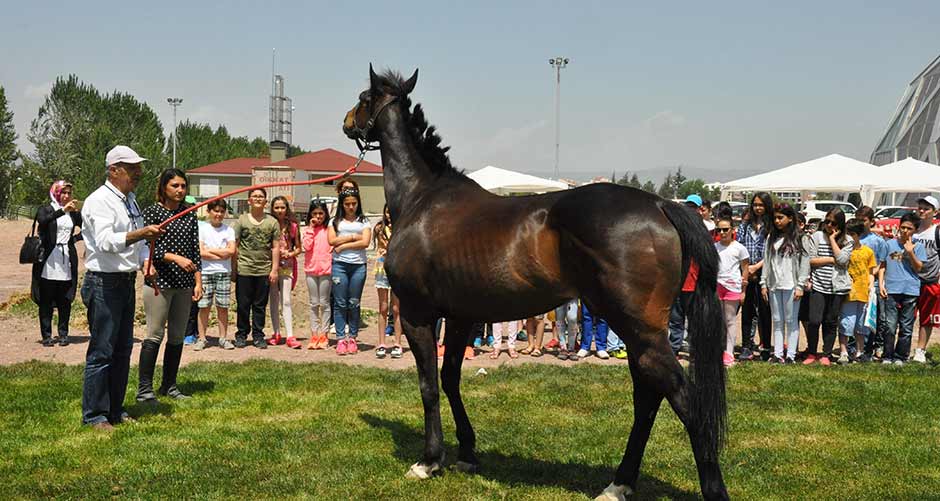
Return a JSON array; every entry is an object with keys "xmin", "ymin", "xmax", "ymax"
[{"xmin": 1, "ymin": 359, "xmax": 938, "ymax": 500}]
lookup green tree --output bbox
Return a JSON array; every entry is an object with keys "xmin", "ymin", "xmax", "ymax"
[
  {"xmin": 628, "ymin": 173, "xmax": 641, "ymax": 189},
  {"xmin": 0, "ymin": 86, "xmax": 17, "ymax": 215},
  {"xmin": 27, "ymin": 75, "xmax": 168, "ymax": 206},
  {"xmin": 641, "ymin": 180, "xmax": 657, "ymax": 193},
  {"xmin": 678, "ymin": 178, "xmax": 720, "ymax": 201},
  {"xmin": 658, "ymin": 172, "xmax": 674, "ymax": 199}
]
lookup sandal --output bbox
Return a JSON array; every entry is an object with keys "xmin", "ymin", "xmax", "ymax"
[
  {"xmin": 519, "ymin": 346, "xmax": 534, "ymax": 355},
  {"xmin": 508, "ymin": 349, "xmax": 519, "ymax": 359},
  {"xmin": 489, "ymin": 349, "xmax": 500, "ymax": 360},
  {"xmin": 530, "ymin": 349, "xmax": 543, "ymax": 357}
]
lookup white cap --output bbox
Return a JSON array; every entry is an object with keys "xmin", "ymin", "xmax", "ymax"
[
  {"xmin": 105, "ymin": 145, "xmax": 147, "ymax": 167},
  {"xmin": 918, "ymin": 195, "xmax": 940, "ymax": 210}
]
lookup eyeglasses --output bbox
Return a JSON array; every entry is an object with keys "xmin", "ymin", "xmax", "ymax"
[{"xmin": 717, "ymin": 227, "xmax": 732, "ymax": 233}]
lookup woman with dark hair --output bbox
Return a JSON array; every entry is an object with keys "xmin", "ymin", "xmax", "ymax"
[
  {"xmin": 31, "ymin": 180, "xmax": 82, "ymax": 347},
  {"xmin": 760, "ymin": 204, "xmax": 810, "ymax": 363},
  {"xmin": 736, "ymin": 192, "xmax": 774, "ymax": 360},
  {"xmin": 803, "ymin": 207, "xmax": 852, "ymax": 365},
  {"xmin": 328, "ymin": 188, "xmax": 372, "ymax": 355},
  {"xmin": 138, "ymin": 169, "xmax": 202, "ymax": 402},
  {"xmin": 267, "ymin": 196, "xmax": 302, "ymax": 348}
]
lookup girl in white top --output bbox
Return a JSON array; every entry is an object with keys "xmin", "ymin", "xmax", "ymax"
[
  {"xmin": 714, "ymin": 217, "xmax": 749, "ymax": 366},
  {"xmin": 327, "ymin": 188, "xmax": 372, "ymax": 355}
]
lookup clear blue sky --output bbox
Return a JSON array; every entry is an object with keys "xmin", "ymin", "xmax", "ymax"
[{"xmin": 2, "ymin": 1, "xmax": 938, "ymax": 182}]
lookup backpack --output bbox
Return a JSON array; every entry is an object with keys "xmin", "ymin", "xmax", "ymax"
[{"xmin": 916, "ymin": 226, "xmax": 940, "ymax": 284}]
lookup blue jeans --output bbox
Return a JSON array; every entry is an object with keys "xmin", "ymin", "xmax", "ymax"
[
  {"xmin": 769, "ymin": 289, "xmax": 801, "ymax": 360},
  {"xmin": 883, "ymin": 294, "xmax": 917, "ymax": 362},
  {"xmin": 668, "ymin": 292, "xmax": 692, "ymax": 354},
  {"xmin": 332, "ymin": 261, "xmax": 366, "ymax": 339},
  {"xmin": 80, "ymin": 272, "xmax": 136, "ymax": 425},
  {"xmin": 607, "ymin": 329, "xmax": 625, "ymax": 351},
  {"xmin": 839, "ymin": 301, "xmax": 867, "ymax": 342},
  {"xmin": 581, "ymin": 305, "xmax": 608, "ymax": 352},
  {"xmin": 555, "ymin": 300, "xmax": 579, "ymax": 348}
]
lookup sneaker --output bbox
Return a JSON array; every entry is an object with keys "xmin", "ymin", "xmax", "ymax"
[
  {"xmin": 267, "ymin": 333, "xmax": 284, "ymax": 346},
  {"xmin": 336, "ymin": 339, "xmax": 348, "ymax": 355},
  {"xmin": 913, "ymin": 348, "xmax": 927, "ymax": 363},
  {"xmin": 837, "ymin": 353, "xmax": 849, "ymax": 365},
  {"xmin": 252, "ymin": 338, "xmax": 267, "ymax": 350},
  {"xmin": 894, "ymin": 359, "xmax": 905, "ymax": 367},
  {"xmin": 568, "ymin": 352, "xmax": 580, "ymax": 361},
  {"xmin": 486, "ymin": 335, "xmax": 495, "ymax": 347},
  {"xmin": 768, "ymin": 356, "xmax": 783, "ymax": 364},
  {"xmin": 41, "ymin": 338, "xmax": 55, "ymax": 347},
  {"xmin": 612, "ymin": 349, "xmax": 628, "ymax": 360},
  {"xmin": 193, "ymin": 338, "xmax": 207, "ymax": 351},
  {"xmin": 473, "ymin": 337, "xmax": 482, "ymax": 348},
  {"xmin": 596, "ymin": 350, "xmax": 610, "ymax": 360},
  {"xmin": 819, "ymin": 356, "xmax": 831, "ymax": 367},
  {"xmin": 857, "ymin": 353, "xmax": 872, "ymax": 363},
  {"xmin": 882, "ymin": 359, "xmax": 893, "ymax": 365},
  {"xmin": 545, "ymin": 338, "xmax": 560, "ymax": 351},
  {"xmin": 183, "ymin": 335, "xmax": 196, "ymax": 345},
  {"xmin": 219, "ymin": 339, "xmax": 235, "ymax": 350},
  {"xmin": 234, "ymin": 336, "xmax": 247, "ymax": 348},
  {"xmin": 785, "ymin": 358, "xmax": 796, "ymax": 365},
  {"xmin": 738, "ymin": 347, "xmax": 754, "ymax": 361},
  {"xmin": 802, "ymin": 354, "xmax": 818, "ymax": 365},
  {"xmin": 722, "ymin": 352, "xmax": 736, "ymax": 367},
  {"xmin": 347, "ymin": 339, "xmax": 359, "ymax": 354},
  {"xmin": 464, "ymin": 346, "xmax": 475, "ymax": 360},
  {"xmin": 875, "ymin": 347, "xmax": 884, "ymax": 359},
  {"xmin": 376, "ymin": 345, "xmax": 387, "ymax": 359},
  {"xmin": 390, "ymin": 345, "xmax": 403, "ymax": 358},
  {"xmin": 576, "ymin": 349, "xmax": 590, "ymax": 359},
  {"xmin": 286, "ymin": 336, "xmax": 302, "ymax": 349}
]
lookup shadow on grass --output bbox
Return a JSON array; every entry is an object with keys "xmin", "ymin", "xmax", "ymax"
[
  {"xmin": 360, "ymin": 414, "xmax": 699, "ymax": 500},
  {"xmin": 127, "ymin": 400, "xmax": 174, "ymax": 419},
  {"xmin": 179, "ymin": 380, "xmax": 216, "ymax": 396}
]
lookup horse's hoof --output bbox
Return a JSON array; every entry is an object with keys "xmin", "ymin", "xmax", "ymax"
[
  {"xmin": 405, "ymin": 462, "xmax": 441, "ymax": 480},
  {"xmin": 594, "ymin": 482, "xmax": 633, "ymax": 501},
  {"xmin": 454, "ymin": 461, "xmax": 480, "ymax": 474}
]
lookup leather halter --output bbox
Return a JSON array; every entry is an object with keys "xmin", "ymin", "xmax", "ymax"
[{"xmin": 350, "ymin": 95, "xmax": 398, "ymax": 153}]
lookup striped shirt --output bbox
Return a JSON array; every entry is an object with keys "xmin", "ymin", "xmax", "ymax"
[
  {"xmin": 810, "ymin": 231, "xmax": 837, "ymax": 294},
  {"xmin": 736, "ymin": 222, "xmax": 767, "ymax": 263}
]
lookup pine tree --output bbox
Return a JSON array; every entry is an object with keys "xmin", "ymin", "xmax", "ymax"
[{"xmin": 0, "ymin": 86, "xmax": 18, "ymax": 214}]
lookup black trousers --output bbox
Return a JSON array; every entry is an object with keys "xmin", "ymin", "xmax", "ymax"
[
  {"xmin": 806, "ymin": 290, "xmax": 845, "ymax": 357},
  {"xmin": 38, "ymin": 278, "xmax": 72, "ymax": 340},
  {"xmin": 235, "ymin": 275, "xmax": 270, "ymax": 341},
  {"xmin": 741, "ymin": 272, "xmax": 771, "ymax": 351}
]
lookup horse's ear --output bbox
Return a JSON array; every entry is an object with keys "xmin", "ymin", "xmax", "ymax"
[
  {"xmin": 369, "ymin": 63, "xmax": 381, "ymax": 91},
  {"xmin": 402, "ymin": 69, "xmax": 419, "ymax": 95}
]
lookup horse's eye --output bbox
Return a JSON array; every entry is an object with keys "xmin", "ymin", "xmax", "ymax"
[{"xmin": 359, "ymin": 91, "xmax": 370, "ymax": 103}]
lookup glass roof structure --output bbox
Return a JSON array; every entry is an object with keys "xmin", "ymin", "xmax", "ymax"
[{"xmin": 871, "ymin": 54, "xmax": 940, "ymax": 166}]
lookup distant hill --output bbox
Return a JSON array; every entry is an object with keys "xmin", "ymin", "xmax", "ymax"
[{"xmin": 520, "ymin": 165, "xmax": 767, "ymax": 185}]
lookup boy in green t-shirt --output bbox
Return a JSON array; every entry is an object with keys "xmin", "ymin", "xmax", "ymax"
[{"xmin": 232, "ymin": 188, "xmax": 281, "ymax": 349}]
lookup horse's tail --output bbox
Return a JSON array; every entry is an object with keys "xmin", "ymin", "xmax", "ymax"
[{"xmin": 659, "ymin": 201, "xmax": 727, "ymax": 460}]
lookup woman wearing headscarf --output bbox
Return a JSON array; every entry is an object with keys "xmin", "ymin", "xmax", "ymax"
[{"xmin": 31, "ymin": 180, "xmax": 83, "ymax": 346}]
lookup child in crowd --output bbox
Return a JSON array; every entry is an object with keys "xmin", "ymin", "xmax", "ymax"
[
  {"xmin": 328, "ymin": 188, "xmax": 372, "ymax": 355},
  {"xmin": 303, "ymin": 199, "xmax": 332, "ymax": 350},
  {"xmin": 838, "ymin": 218, "xmax": 877, "ymax": 364},
  {"xmin": 578, "ymin": 305, "xmax": 610, "ymax": 359},
  {"xmin": 373, "ymin": 205, "xmax": 403, "ymax": 359},
  {"xmin": 554, "ymin": 299, "xmax": 579, "ymax": 360},
  {"xmin": 489, "ymin": 320, "xmax": 521, "ymax": 359},
  {"xmin": 268, "ymin": 196, "xmax": 302, "ymax": 348},
  {"xmin": 804, "ymin": 208, "xmax": 852, "ymax": 366},
  {"xmin": 233, "ymin": 188, "xmax": 281, "ymax": 349},
  {"xmin": 520, "ymin": 315, "xmax": 547, "ymax": 357},
  {"xmin": 761, "ymin": 204, "xmax": 809, "ymax": 364},
  {"xmin": 714, "ymin": 217, "xmax": 749, "ymax": 366},
  {"xmin": 196, "ymin": 200, "xmax": 236, "ymax": 350},
  {"xmin": 879, "ymin": 213, "xmax": 926, "ymax": 366}
]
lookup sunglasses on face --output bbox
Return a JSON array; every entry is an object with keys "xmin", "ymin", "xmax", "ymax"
[
  {"xmin": 717, "ymin": 227, "xmax": 732, "ymax": 233},
  {"xmin": 824, "ymin": 220, "xmax": 836, "ymax": 225}
]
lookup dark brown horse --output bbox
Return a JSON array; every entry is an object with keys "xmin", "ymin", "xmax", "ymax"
[{"xmin": 343, "ymin": 66, "xmax": 729, "ymax": 501}]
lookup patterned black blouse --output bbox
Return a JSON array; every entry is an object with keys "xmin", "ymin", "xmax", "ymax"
[{"xmin": 143, "ymin": 203, "xmax": 201, "ymax": 290}]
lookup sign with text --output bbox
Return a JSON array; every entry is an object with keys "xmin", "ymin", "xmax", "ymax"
[{"xmin": 251, "ymin": 166, "xmax": 296, "ymax": 202}]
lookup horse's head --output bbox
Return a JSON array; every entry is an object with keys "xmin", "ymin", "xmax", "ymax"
[{"xmin": 343, "ymin": 64, "xmax": 418, "ymax": 146}]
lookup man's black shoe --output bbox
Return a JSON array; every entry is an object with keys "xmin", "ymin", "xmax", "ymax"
[{"xmin": 234, "ymin": 336, "xmax": 247, "ymax": 348}]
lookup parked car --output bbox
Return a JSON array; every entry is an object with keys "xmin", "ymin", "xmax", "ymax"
[
  {"xmin": 874, "ymin": 205, "xmax": 912, "ymax": 219},
  {"xmin": 875, "ymin": 209, "xmax": 939, "ymax": 239},
  {"xmin": 799, "ymin": 200, "xmax": 857, "ymax": 224}
]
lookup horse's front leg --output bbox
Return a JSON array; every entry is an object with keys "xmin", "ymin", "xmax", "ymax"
[
  {"xmin": 441, "ymin": 318, "xmax": 480, "ymax": 473},
  {"xmin": 399, "ymin": 305, "xmax": 445, "ymax": 479}
]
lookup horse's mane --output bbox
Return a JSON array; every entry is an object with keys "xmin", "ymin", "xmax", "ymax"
[{"xmin": 379, "ymin": 70, "xmax": 466, "ymax": 179}]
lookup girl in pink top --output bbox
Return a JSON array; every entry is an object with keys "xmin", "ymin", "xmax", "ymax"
[{"xmin": 303, "ymin": 199, "xmax": 333, "ymax": 349}]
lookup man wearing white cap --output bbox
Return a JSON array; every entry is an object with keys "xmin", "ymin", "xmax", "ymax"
[
  {"xmin": 79, "ymin": 145, "xmax": 164, "ymax": 430},
  {"xmin": 912, "ymin": 195, "xmax": 940, "ymax": 363}
]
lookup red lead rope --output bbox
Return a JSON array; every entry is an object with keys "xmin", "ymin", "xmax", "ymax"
[{"xmin": 146, "ymin": 161, "xmax": 361, "ymax": 295}]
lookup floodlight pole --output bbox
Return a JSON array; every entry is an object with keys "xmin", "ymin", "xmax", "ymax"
[
  {"xmin": 549, "ymin": 57, "xmax": 569, "ymax": 179},
  {"xmin": 167, "ymin": 97, "xmax": 183, "ymax": 169}
]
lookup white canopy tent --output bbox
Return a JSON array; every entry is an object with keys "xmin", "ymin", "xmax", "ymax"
[
  {"xmin": 863, "ymin": 157, "xmax": 940, "ymax": 205},
  {"xmin": 467, "ymin": 166, "xmax": 569, "ymax": 195},
  {"xmin": 720, "ymin": 154, "xmax": 878, "ymax": 195}
]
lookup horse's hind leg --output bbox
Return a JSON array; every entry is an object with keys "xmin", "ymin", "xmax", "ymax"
[
  {"xmin": 440, "ymin": 318, "xmax": 480, "ymax": 472},
  {"xmin": 399, "ymin": 304, "xmax": 445, "ymax": 480}
]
